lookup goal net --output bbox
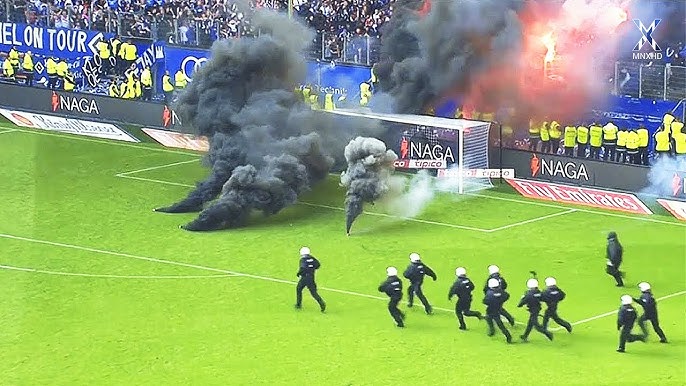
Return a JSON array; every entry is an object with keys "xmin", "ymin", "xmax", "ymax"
[{"xmin": 327, "ymin": 109, "xmax": 495, "ymax": 193}]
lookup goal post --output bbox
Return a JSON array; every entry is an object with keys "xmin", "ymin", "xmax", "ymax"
[{"xmin": 325, "ymin": 108, "xmax": 497, "ymax": 193}]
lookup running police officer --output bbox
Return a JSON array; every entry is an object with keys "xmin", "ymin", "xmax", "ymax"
[
  {"xmin": 295, "ymin": 246, "xmax": 326, "ymax": 312},
  {"xmin": 448, "ymin": 267, "xmax": 482, "ymax": 330}
]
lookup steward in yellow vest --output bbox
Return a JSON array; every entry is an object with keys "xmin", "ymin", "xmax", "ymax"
[
  {"xmin": 8, "ymin": 46, "xmax": 19, "ymax": 68},
  {"xmin": 576, "ymin": 125, "xmax": 589, "ymax": 158},
  {"xmin": 174, "ymin": 69, "xmax": 188, "ymax": 89},
  {"xmin": 97, "ymin": 40, "xmax": 111, "ymax": 74},
  {"xmin": 589, "ymin": 123, "xmax": 603, "ymax": 159},
  {"xmin": 636, "ymin": 126, "xmax": 649, "ymax": 166},
  {"xmin": 654, "ymin": 128, "xmax": 671, "ymax": 158},
  {"xmin": 674, "ymin": 131, "xmax": 686, "ymax": 157},
  {"xmin": 2, "ymin": 58, "xmax": 15, "ymax": 81},
  {"xmin": 46, "ymin": 57, "xmax": 57, "ymax": 89},
  {"xmin": 602, "ymin": 121, "xmax": 618, "ymax": 161},
  {"xmin": 140, "ymin": 67, "xmax": 152, "ymax": 101},
  {"xmin": 57, "ymin": 60, "xmax": 68, "ymax": 89},
  {"xmin": 615, "ymin": 130, "xmax": 627, "ymax": 163},
  {"xmin": 528, "ymin": 119, "xmax": 541, "ymax": 152},
  {"xmin": 22, "ymin": 51, "xmax": 33, "ymax": 86},
  {"xmin": 162, "ymin": 71, "xmax": 174, "ymax": 105},
  {"xmin": 309, "ymin": 94, "xmax": 319, "ymax": 110},
  {"xmin": 63, "ymin": 71, "xmax": 75, "ymax": 92},
  {"xmin": 625, "ymin": 130, "xmax": 640, "ymax": 164},
  {"xmin": 324, "ymin": 93, "xmax": 334, "ymax": 110},
  {"xmin": 540, "ymin": 122, "xmax": 551, "ymax": 153},
  {"xmin": 563, "ymin": 125, "xmax": 577, "ymax": 157},
  {"xmin": 549, "ymin": 121, "xmax": 561, "ymax": 153}
]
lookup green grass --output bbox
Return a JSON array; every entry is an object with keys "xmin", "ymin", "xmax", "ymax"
[{"xmin": 0, "ymin": 125, "xmax": 685, "ymax": 385}]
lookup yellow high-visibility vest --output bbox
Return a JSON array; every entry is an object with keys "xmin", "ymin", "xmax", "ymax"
[
  {"xmin": 655, "ymin": 130, "xmax": 671, "ymax": 152},
  {"xmin": 576, "ymin": 126, "xmax": 589, "ymax": 144},
  {"xmin": 97, "ymin": 41, "xmax": 110, "ymax": 59},
  {"xmin": 22, "ymin": 53, "xmax": 33, "ymax": 71},
  {"xmin": 162, "ymin": 75, "xmax": 174, "ymax": 92}
]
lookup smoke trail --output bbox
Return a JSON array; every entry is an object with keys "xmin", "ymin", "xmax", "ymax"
[
  {"xmin": 153, "ymin": 9, "xmax": 382, "ymax": 230},
  {"xmin": 340, "ymin": 137, "xmax": 399, "ymax": 234},
  {"xmin": 642, "ymin": 156, "xmax": 686, "ymax": 198}
]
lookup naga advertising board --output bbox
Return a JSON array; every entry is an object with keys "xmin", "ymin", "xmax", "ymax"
[
  {"xmin": 499, "ymin": 149, "xmax": 650, "ymax": 192},
  {"xmin": 0, "ymin": 108, "xmax": 139, "ymax": 142},
  {"xmin": 505, "ymin": 178, "xmax": 652, "ymax": 215},
  {"xmin": 0, "ymin": 82, "xmax": 169, "ymax": 129},
  {"xmin": 391, "ymin": 124, "xmax": 457, "ymax": 170}
]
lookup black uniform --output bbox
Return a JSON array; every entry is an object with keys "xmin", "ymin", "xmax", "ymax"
[
  {"xmin": 606, "ymin": 232, "xmax": 624, "ymax": 287},
  {"xmin": 404, "ymin": 261, "xmax": 436, "ymax": 314},
  {"xmin": 448, "ymin": 275, "xmax": 482, "ymax": 330},
  {"xmin": 541, "ymin": 285, "xmax": 572, "ymax": 332},
  {"xmin": 634, "ymin": 291, "xmax": 667, "ymax": 343},
  {"xmin": 295, "ymin": 254, "xmax": 326, "ymax": 312},
  {"xmin": 483, "ymin": 287, "xmax": 513, "ymax": 343},
  {"xmin": 616, "ymin": 303, "xmax": 645, "ymax": 352},
  {"xmin": 483, "ymin": 273, "xmax": 515, "ymax": 326},
  {"xmin": 378, "ymin": 275, "xmax": 405, "ymax": 327},
  {"xmin": 517, "ymin": 288, "xmax": 553, "ymax": 341}
]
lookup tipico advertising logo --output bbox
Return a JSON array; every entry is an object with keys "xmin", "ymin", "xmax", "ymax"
[{"xmin": 632, "ymin": 18, "xmax": 662, "ymax": 60}]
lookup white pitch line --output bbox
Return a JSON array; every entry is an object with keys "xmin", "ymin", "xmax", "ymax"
[
  {"xmin": 568, "ymin": 290, "xmax": 686, "ymax": 327},
  {"xmin": 0, "ymin": 232, "xmax": 464, "ymax": 316},
  {"xmin": 0, "ymin": 264, "xmax": 237, "ymax": 279},
  {"xmin": 116, "ymin": 173, "xmax": 493, "ymax": 232},
  {"xmin": 117, "ymin": 174, "xmax": 196, "ymax": 188},
  {"xmin": 468, "ymin": 192, "xmax": 686, "ymax": 228},
  {"xmin": 0, "ymin": 128, "xmax": 17, "ymax": 134},
  {"xmin": 298, "ymin": 202, "xmax": 491, "ymax": 233},
  {"xmin": 116, "ymin": 159, "xmax": 199, "ymax": 176},
  {"xmin": 486, "ymin": 209, "xmax": 578, "ymax": 233}
]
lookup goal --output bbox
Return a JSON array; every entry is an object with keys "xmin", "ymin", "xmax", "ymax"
[{"xmin": 327, "ymin": 108, "xmax": 494, "ymax": 193}]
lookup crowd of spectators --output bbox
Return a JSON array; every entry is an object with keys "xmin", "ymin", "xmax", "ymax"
[{"xmin": 1, "ymin": 0, "xmax": 395, "ymax": 63}]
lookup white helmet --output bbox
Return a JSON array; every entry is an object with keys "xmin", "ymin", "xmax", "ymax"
[
  {"xmin": 545, "ymin": 277, "xmax": 557, "ymax": 287},
  {"xmin": 620, "ymin": 295, "xmax": 633, "ymax": 305},
  {"xmin": 527, "ymin": 278, "xmax": 539, "ymax": 289},
  {"xmin": 409, "ymin": 253, "xmax": 421, "ymax": 262},
  {"xmin": 638, "ymin": 282, "xmax": 651, "ymax": 292},
  {"xmin": 299, "ymin": 246, "xmax": 310, "ymax": 256},
  {"xmin": 386, "ymin": 266, "xmax": 398, "ymax": 276},
  {"xmin": 488, "ymin": 265, "xmax": 500, "ymax": 275},
  {"xmin": 488, "ymin": 278, "xmax": 499, "ymax": 288},
  {"xmin": 455, "ymin": 267, "xmax": 467, "ymax": 277}
]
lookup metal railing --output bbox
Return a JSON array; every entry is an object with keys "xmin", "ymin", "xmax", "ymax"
[{"xmin": 613, "ymin": 61, "xmax": 686, "ymax": 101}]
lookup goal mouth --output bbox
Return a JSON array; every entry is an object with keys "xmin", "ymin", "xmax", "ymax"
[{"xmin": 326, "ymin": 108, "xmax": 495, "ymax": 194}]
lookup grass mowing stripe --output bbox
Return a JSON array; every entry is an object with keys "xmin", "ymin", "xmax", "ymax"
[{"xmin": 6, "ymin": 125, "xmax": 684, "ymax": 228}]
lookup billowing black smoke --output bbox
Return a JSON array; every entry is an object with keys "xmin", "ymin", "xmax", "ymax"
[
  {"xmin": 340, "ymin": 137, "xmax": 398, "ymax": 235},
  {"xmin": 155, "ymin": 9, "xmax": 381, "ymax": 231},
  {"xmin": 375, "ymin": 0, "xmax": 524, "ymax": 114}
]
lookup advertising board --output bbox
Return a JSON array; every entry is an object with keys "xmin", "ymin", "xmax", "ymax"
[
  {"xmin": 505, "ymin": 178, "xmax": 653, "ymax": 215},
  {"xmin": 499, "ymin": 149, "xmax": 650, "ymax": 192},
  {"xmin": 656, "ymin": 199, "xmax": 686, "ymax": 221},
  {"xmin": 142, "ymin": 128, "xmax": 208, "ymax": 151},
  {"xmin": 0, "ymin": 108, "xmax": 139, "ymax": 142}
]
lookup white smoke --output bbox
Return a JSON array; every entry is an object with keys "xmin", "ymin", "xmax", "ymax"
[{"xmin": 643, "ymin": 156, "xmax": 686, "ymax": 197}]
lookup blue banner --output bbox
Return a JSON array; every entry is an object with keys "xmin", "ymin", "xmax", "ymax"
[{"xmin": 0, "ymin": 22, "xmax": 111, "ymax": 59}]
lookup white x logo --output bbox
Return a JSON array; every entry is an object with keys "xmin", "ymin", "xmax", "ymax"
[{"xmin": 633, "ymin": 19, "xmax": 661, "ymax": 51}]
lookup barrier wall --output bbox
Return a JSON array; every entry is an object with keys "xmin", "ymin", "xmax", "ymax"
[
  {"xmin": 492, "ymin": 148, "xmax": 686, "ymax": 200},
  {"xmin": 0, "ymin": 82, "xmax": 174, "ymax": 129}
]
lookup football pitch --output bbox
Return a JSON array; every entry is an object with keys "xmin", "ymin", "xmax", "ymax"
[{"xmin": 0, "ymin": 124, "xmax": 684, "ymax": 385}]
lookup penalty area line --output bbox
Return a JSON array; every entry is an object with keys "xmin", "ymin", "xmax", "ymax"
[
  {"xmin": 0, "ymin": 264, "xmax": 238, "ymax": 279},
  {"xmin": 485, "ymin": 209, "xmax": 578, "ymax": 233},
  {"xmin": 116, "ymin": 159, "xmax": 200, "ymax": 176}
]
